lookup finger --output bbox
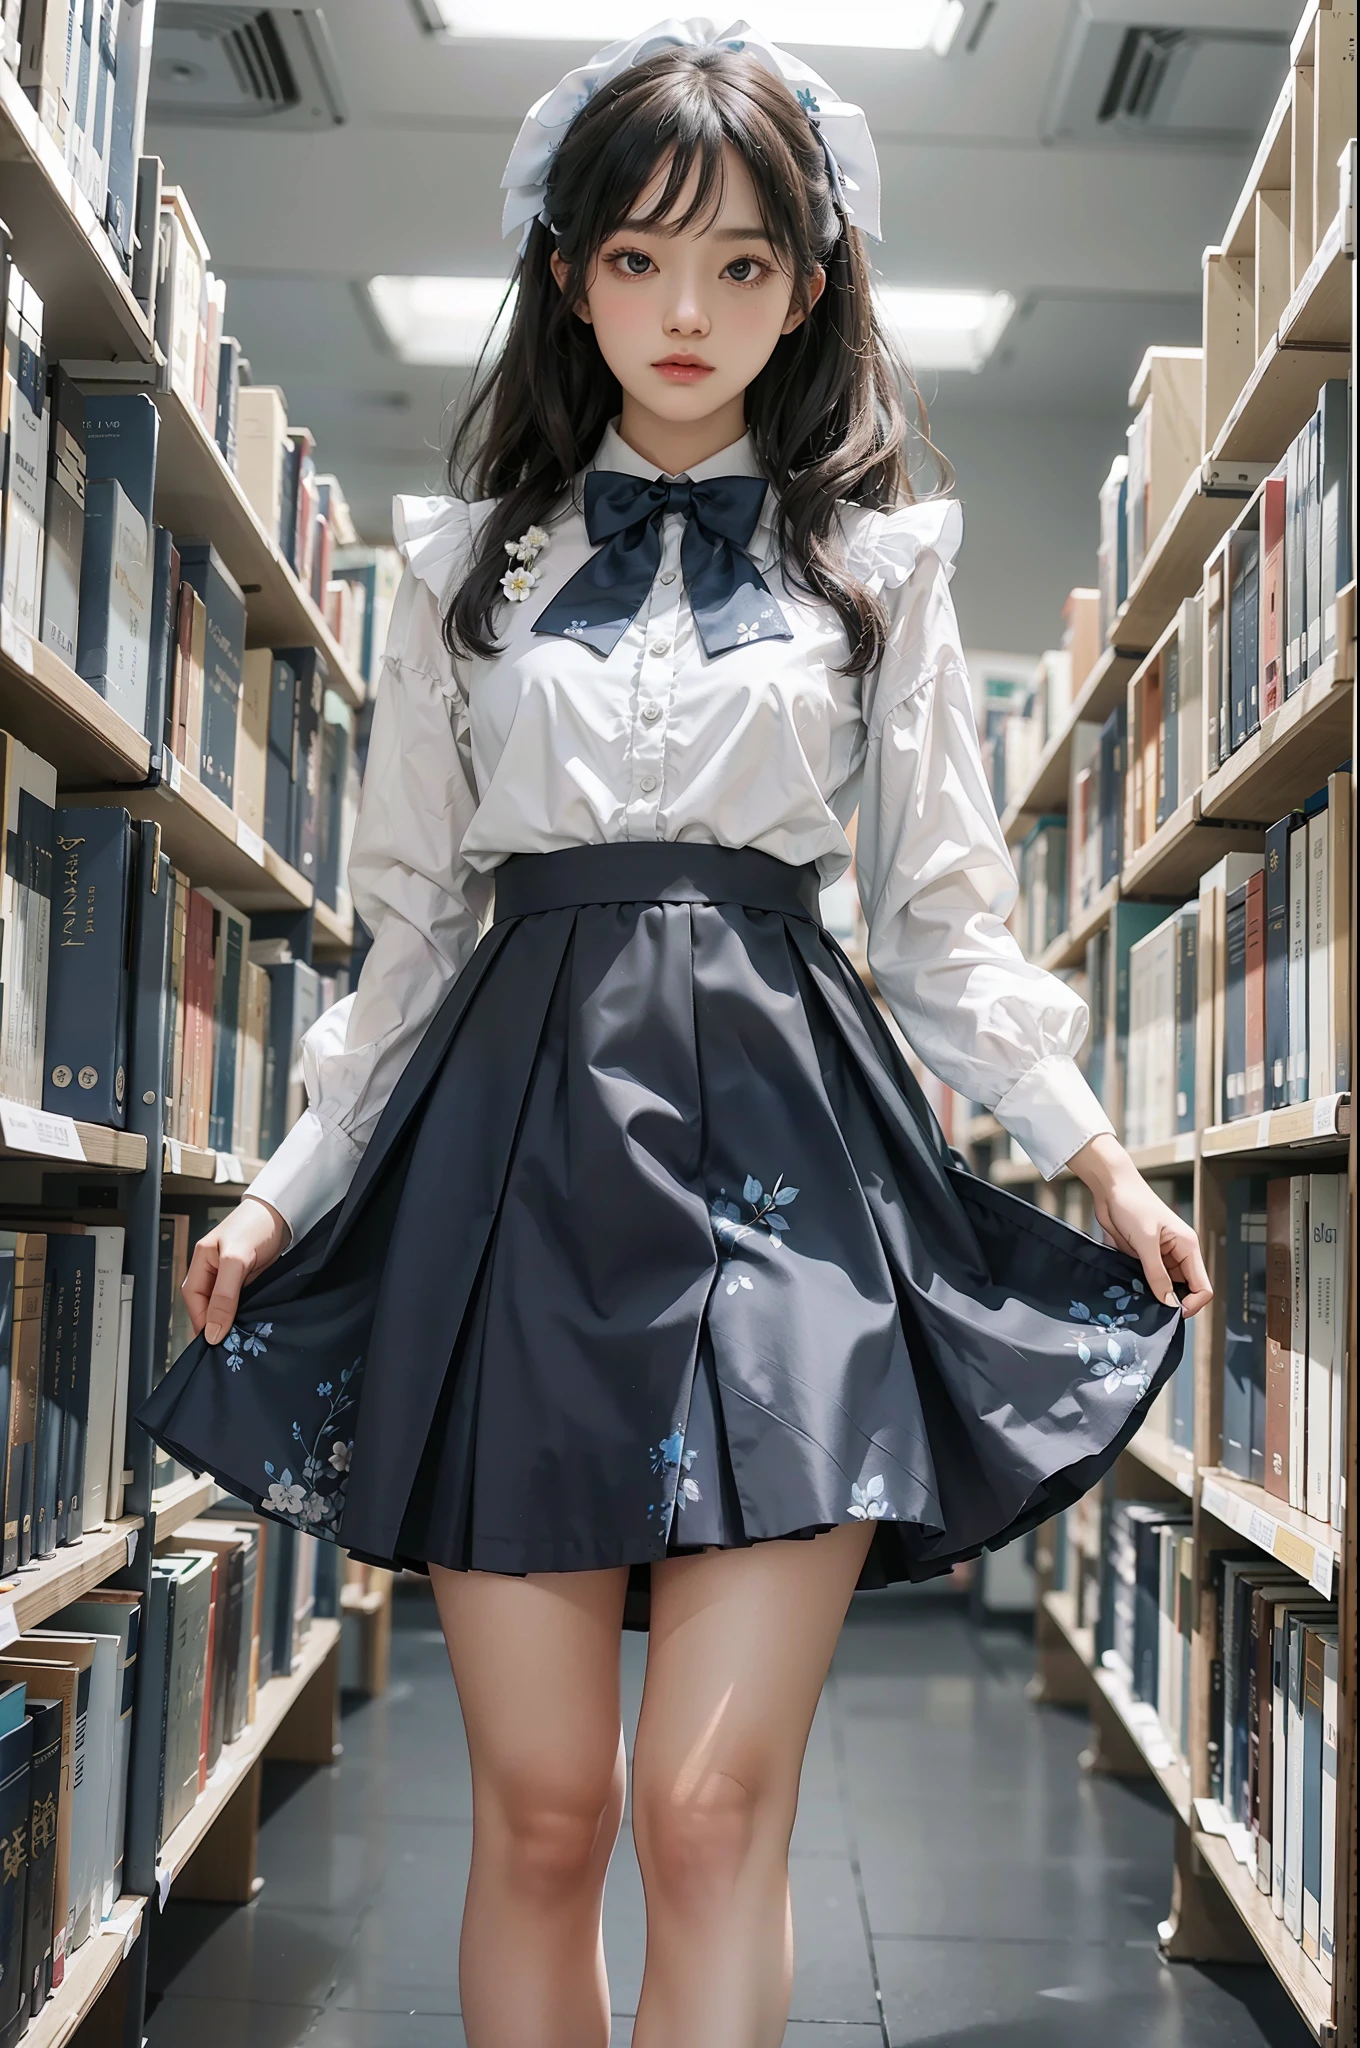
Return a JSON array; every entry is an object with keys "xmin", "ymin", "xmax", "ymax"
[
  {"xmin": 1135, "ymin": 1232, "xmax": 1177, "ymax": 1308},
  {"xmin": 1173, "ymin": 1231, "xmax": 1213, "ymax": 1318},
  {"xmin": 204, "ymin": 1250, "xmax": 248, "ymax": 1344},
  {"xmin": 180, "ymin": 1239, "xmax": 220, "ymax": 1332}
]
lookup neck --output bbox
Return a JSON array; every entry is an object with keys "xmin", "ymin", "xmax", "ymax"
[{"xmin": 615, "ymin": 392, "xmax": 748, "ymax": 476}]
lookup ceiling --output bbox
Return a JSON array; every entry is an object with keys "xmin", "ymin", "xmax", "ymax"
[{"xmin": 145, "ymin": 1, "xmax": 1302, "ymax": 543}]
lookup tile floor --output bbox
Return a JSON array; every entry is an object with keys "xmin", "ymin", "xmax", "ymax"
[{"xmin": 144, "ymin": 1584, "xmax": 1314, "ymax": 2047}]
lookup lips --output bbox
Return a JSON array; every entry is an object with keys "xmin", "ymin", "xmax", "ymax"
[{"xmin": 653, "ymin": 356, "xmax": 714, "ymax": 381}]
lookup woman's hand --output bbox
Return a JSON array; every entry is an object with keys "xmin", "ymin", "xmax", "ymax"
[
  {"xmin": 182, "ymin": 1194, "xmax": 291, "ymax": 1346},
  {"xmin": 1069, "ymin": 1132, "xmax": 1213, "ymax": 1317}
]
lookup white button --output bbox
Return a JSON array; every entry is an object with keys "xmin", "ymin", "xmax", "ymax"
[
  {"xmin": 649, "ymin": 638, "xmax": 670, "ymax": 657},
  {"xmin": 639, "ymin": 774, "xmax": 658, "ymax": 794},
  {"xmin": 641, "ymin": 702, "xmax": 662, "ymax": 723},
  {"xmin": 659, "ymin": 570, "xmax": 677, "ymax": 585}
]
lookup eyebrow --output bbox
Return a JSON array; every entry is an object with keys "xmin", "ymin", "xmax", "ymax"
[{"xmin": 614, "ymin": 220, "xmax": 772, "ymax": 242}]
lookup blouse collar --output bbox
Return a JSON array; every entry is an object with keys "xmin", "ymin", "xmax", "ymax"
[{"xmin": 585, "ymin": 419, "xmax": 778, "ymax": 570}]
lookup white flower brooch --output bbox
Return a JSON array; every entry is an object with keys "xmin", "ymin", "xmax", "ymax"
[{"xmin": 501, "ymin": 524, "xmax": 550, "ymax": 602}]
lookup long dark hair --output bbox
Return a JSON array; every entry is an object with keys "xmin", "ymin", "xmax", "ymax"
[{"xmin": 447, "ymin": 43, "xmax": 940, "ymax": 677}]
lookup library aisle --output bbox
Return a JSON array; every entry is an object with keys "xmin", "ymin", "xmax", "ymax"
[{"xmin": 140, "ymin": 1585, "xmax": 1314, "ymax": 2048}]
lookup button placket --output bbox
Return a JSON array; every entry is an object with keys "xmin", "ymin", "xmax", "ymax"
[{"xmin": 628, "ymin": 516, "xmax": 682, "ymax": 822}]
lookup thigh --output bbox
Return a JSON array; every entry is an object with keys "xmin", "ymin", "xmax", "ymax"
[
  {"xmin": 633, "ymin": 1525, "xmax": 873, "ymax": 1820},
  {"xmin": 429, "ymin": 1562, "xmax": 630, "ymax": 1811}
]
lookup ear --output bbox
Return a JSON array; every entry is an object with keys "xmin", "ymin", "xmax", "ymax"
[
  {"xmin": 550, "ymin": 250, "xmax": 594, "ymax": 325},
  {"xmin": 780, "ymin": 263, "xmax": 826, "ymax": 337}
]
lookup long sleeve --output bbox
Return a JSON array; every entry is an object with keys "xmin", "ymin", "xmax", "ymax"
[
  {"xmin": 247, "ymin": 498, "xmax": 490, "ymax": 1244},
  {"xmin": 851, "ymin": 504, "xmax": 1113, "ymax": 1181}
]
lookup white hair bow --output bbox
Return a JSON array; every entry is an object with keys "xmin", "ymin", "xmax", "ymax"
[{"xmin": 500, "ymin": 16, "xmax": 882, "ymax": 254}]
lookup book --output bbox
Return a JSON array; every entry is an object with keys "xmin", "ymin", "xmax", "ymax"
[
  {"xmin": 0, "ymin": 1651, "xmax": 84, "ymax": 1979},
  {"xmin": 0, "ymin": 1227, "xmax": 44, "ymax": 1573},
  {"xmin": 277, "ymin": 645, "xmax": 328, "ymax": 880},
  {"xmin": 0, "ymin": 1709, "xmax": 32, "ymax": 2046},
  {"xmin": 74, "ymin": 475, "xmax": 152, "ymax": 733},
  {"xmin": 1306, "ymin": 797, "xmax": 1331, "ymax": 1100},
  {"xmin": 33, "ymin": 1228, "xmax": 96, "ymax": 1554},
  {"xmin": 20, "ymin": 1697, "xmax": 62, "ymax": 2016},
  {"xmin": 1285, "ymin": 426, "xmax": 1304, "ymax": 696},
  {"xmin": 77, "ymin": 1224, "xmax": 122, "ymax": 1534},
  {"xmin": 1301, "ymin": 1623, "xmax": 1325, "ymax": 1960},
  {"xmin": 1173, "ymin": 903, "xmax": 1198, "ymax": 1134},
  {"xmin": 1319, "ymin": 1630, "xmax": 1339, "ymax": 1977},
  {"xmin": 1222, "ymin": 1176, "xmax": 1267, "ymax": 1485},
  {"xmin": 37, "ymin": 363, "xmax": 85, "ymax": 669},
  {"xmin": 1325, "ymin": 769, "xmax": 1350, "ymax": 1097},
  {"xmin": 1288, "ymin": 1176, "xmax": 1309, "ymax": 1512},
  {"xmin": 43, "ymin": 805, "xmax": 135, "ymax": 1127},
  {"xmin": 1263, "ymin": 1177, "xmax": 1290, "ymax": 1503},
  {"xmin": 159, "ymin": 1547, "xmax": 214, "ymax": 1840},
  {"xmin": 1223, "ymin": 881, "xmax": 1249, "ymax": 1122},
  {"xmin": 1306, "ymin": 1174, "xmax": 1342, "ymax": 1526},
  {"xmin": 1097, "ymin": 704, "xmax": 1125, "ymax": 889},
  {"xmin": 1302, "ymin": 409, "xmax": 1321, "ymax": 678},
  {"xmin": 1259, "ymin": 471, "xmax": 1285, "ymax": 717},
  {"xmin": 236, "ymin": 649, "xmax": 272, "ymax": 842},
  {"xmin": 1317, "ymin": 380, "xmax": 1350, "ymax": 663},
  {"xmin": 0, "ymin": 734, "xmax": 57, "ymax": 1109},
  {"xmin": 197, "ymin": 890, "xmax": 249, "ymax": 1153},
  {"xmin": 25, "ymin": 1630, "xmax": 115, "ymax": 1949},
  {"xmin": 1, "ymin": 269, "xmax": 49, "ymax": 638},
  {"xmin": 1243, "ymin": 868, "xmax": 1265, "ymax": 1117},
  {"xmin": 174, "ymin": 1521, "xmax": 253, "ymax": 1742},
  {"xmin": 52, "ymin": 1589, "xmax": 139, "ymax": 1913},
  {"xmin": 145, "ymin": 527, "xmax": 178, "ymax": 759},
  {"xmin": 1262, "ymin": 813, "xmax": 1298, "ymax": 1111},
  {"xmin": 234, "ymin": 385, "xmax": 288, "ymax": 537},
  {"xmin": 264, "ymin": 654, "xmax": 298, "ymax": 863},
  {"xmin": 123, "ymin": 1561, "xmax": 174, "ymax": 1896},
  {"xmin": 177, "ymin": 542, "xmax": 246, "ymax": 810},
  {"xmin": 103, "ymin": 0, "xmax": 156, "ymax": 272},
  {"xmin": 1286, "ymin": 817, "xmax": 1309, "ymax": 1102}
]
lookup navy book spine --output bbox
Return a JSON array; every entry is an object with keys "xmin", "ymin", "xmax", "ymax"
[
  {"xmin": 264, "ymin": 657, "xmax": 298, "ymax": 861},
  {"xmin": 145, "ymin": 527, "xmax": 177, "ymax": 756},
  {"xmin": 43, "ymin": 807, "xmax": 135, "ymax": 1127},
  {"xmin": 1224, "ymin": 883, "xmax": 1248, "ymax": 1121},
  {"xmin": 216, "ymin": 338, "xmax": 240, "ymax": 468},
  {"xmin": 1158, "ymin": 639, "xmax": 1179, "ymax": 829},
  {"xmin": 1263, "ymin": 814, "xmax": 1294, "ymax": 1111},
  {"xmin": 124, "ymin": 1568, "xmax": 173, "ymax": 1894},
  {"xmin": 1223, "ymin": 1177, "xmax": 1269, "ymax": 1484},
  {"xmin": 20, "ymin": 1699, "xmax": 62, "ymax": 2017},
  {"xmin": 178, "ymin": 543, "xmax": 246, "ymax": 810},
  {"xmin": 276, "ymin": 646, "xmax": 327, "ymax": 880},
  {"xmin": 1098, "ymin": 704, "xmax": 1125, "ymax": 888},
  {"xmin": 209, "ymin": 908, "xmax": 243, "ymax": 1152},
  {"xmin": 78, "ymin": 390, "xmax": 159, "ymax": 530},
  {"xmin": 0, "ymin": 1715, "xmax": 34, "ymax": 2042},
  {"xmin": 72, "ymin": 474, "xmax": 122, "ymax": 691},
  {"xmin": 1174, "ymin": 905, "xmax": 1198, "ymax": 1133},
  {"xmin": 53, "ymin": 1234, "xmax": 97, "ymax": 1548}
]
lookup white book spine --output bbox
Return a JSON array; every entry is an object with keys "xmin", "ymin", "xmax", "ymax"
[
  {"xmin": 1284, "ymin": 1618, "xmax": 1306, "ymax": 1939},
  {"xmin": 1306, "ymin": 807, "xmax": 1331, "ymax": 1099},
  {"xmin": 108, "ymin": 1271, "xmax": 135, "ymax": 1521},
  {"xmin": 1271, "ymin": 1606, "xmax": 1288, "ymax": 1914},
  {"xmin": 1320, "ymin": 1636, "xmax": 1337, "ymax": 1981},
  {"xmin": 1288, "ymin": 1177, "xmax": 1308, "ymax": 1510},
  {"xmin": 1287, "ymin": 823, "xmax": 1309, "ymax": 1101},
  {"xmin": 81, "ymin": 1223, "xmax": 126, "ymax": 1530},
  {"xmin": 1305, "ymin": 1175, "xmax": 1339, "ymax": 1525}
]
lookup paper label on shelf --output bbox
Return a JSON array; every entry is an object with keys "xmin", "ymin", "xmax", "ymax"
[
  {"xmin": 0, "ymin": 608, "xmax": 33, "ymax": 673},
  {"xmin": 156, "ymin": 1861, "xmax": 173, "ymax": 1912},
  {"xmin": 212, "ymin": 1149, "xmax": 246, "ymax": 1183},
  {"xmin": 162, "ymin": 744, "xmax": 183, "ymax": 793},
  {"xmin": 0, "ymin": 1604, "xmax": 18, "ymax": 1651},
  {"xmin": 235, "ymin": 819, "xmax": 266, "ymax": 865},
  {"xmin": 126, "ymin": 1528, "xmax": 139, "ymax": 1567},
  {"xmin": 1311, "ymin": 1092, "xmax": 1343, "ymax": 1137},
  {"xmin": 166, "ymin": 1137, "xmax": 183, "ymax": 1175},
  {"xmin": 1194, "ymin": 1797, "xmax": 1230, "ymax": 1838},
  {"xmin": 1247, "ymin": 1507, "xmax": 1274, "ymax": 1551},
  {"xmin": 0, "ymin": 1098, "xmax": 87, "ymax": 1161},
  {"xmin": 1308, "ymin": 1549, "xmax": 1333, "ymax": 1598}
]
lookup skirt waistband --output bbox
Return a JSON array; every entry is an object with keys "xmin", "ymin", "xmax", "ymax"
[{"xmin": 491, "ymin": 843, "xmax": 824, "ymax": 924}]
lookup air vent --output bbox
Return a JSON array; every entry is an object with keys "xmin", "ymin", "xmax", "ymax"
[
  {"xmin": 1045, "ymin": 4, "xmax": 1290, "ymax": 147},
  {"xmin": 149, "ymin": 5, "xmax": 346, "ymax": 128}
]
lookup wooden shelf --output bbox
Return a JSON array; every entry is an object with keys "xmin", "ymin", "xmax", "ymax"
[
  {"xmin": 1279, "ymin": 204, "xmax": 1351, "ymax": 351},
  {"xmin": 67, "ymin": 760, "xmax": 313, "ymax": 915},
  {"xmin": 155, "ymin": 1617, "xmax": 341, "ymax": 1896},
  {"xmin": 1200, "ymin": 1469, "xmax": 1340, "ymax": 1598},
  {"xmin": 3, "ymin": 1516, "xmax": 142, "ymax": 1634},
  {"xmin": 1211, "ymin": 332, "xmax": 1351, "ymax": 467},
  {"xmin": 28, "ymin": 1895, "xmax": 145, "ymax": 2048},
  {"xmin": 1109, "ymin": 469, "xmax": 1254, "ymax": 656},
  {"xmin": 0, "ymin": 67, "xmax": 155, "ymax": 364},
  {"xmin": 1127, "ymin": 1134, "xmax": 1198, "ymax": 1174},
  {"xmin": 312, "ymin": 896, "xmax": 355, "ymax": 955},
  {"xmin": 1125, "ymin": 1428, "xmax": 1194, "ymax": 1496},
  {"xmin": 161, "ymin": 1139, "xmax": 266, "ymax": 1194},
  {"xmin": 1094, "ymin": 1664, "xmax": 1193, "ymax": 1824},
  {"xmin": 1201, "ymin": 1093, "xmax": 1351, "ymax": 1160},
  {"xmin": 1121, "ymin": 793, "xmax": 1263, "ymax": 901},
  {"xmin": 1040, "ymin": 873, "xmax": 1120, "ymax": 973},
  {"xmin": 151, "ymin": 1473, "xmax": 222, "ymax": 1540},
  {"xmin": 1, "ymin": 613, "xmax": 153, "ymax": 787},
  {"xmin": 1201, "ymin": 631, "xmax": 1355, "ymax": 823},
  {"xmin": 148, "ymin": 388, "xmax": 365, "ymax": 711},
  {"xmin": 1192, "ymin": 1824, "xmax": 1334, "ymax": 2040},
  {"xmin": 1043, "ymin": 1586, "xmax": 1096, "ymax": 1670},
  {"xmin": 999, "ymin": 645, "xmax": 1139, "ymax": 839},
  {"xmin": 0, "ymin": 1115, "xmax": 147, "ymax": 1173}
]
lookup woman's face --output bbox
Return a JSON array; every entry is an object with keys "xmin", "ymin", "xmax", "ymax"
[{"xmin": 552, "ymin": 144, "xmax": 824, "ymax": 431}]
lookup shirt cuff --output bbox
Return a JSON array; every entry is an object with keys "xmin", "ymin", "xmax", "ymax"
[
  {"xmin": 992, "ymin": 1054, "xmax": 1114, "ymax": 1182},
  {"xmin": 246, "ymin": 1109, "xmax": 363, "ymax": 1248}
]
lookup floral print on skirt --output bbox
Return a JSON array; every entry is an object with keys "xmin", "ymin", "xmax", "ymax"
[{"xmin": 137, "ymin": 843, "xmax": 1184, "ymax": 1628}]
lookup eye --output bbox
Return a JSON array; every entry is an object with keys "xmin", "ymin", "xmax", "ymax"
[
  {"xmin": 723, "ymin": 255, "xmax": 770, "ymax": 287},
  {"xmin": 607, "ymin": 248, "xmax": 655, "ymax": 278}
]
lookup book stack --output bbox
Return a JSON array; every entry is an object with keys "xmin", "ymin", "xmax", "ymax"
[
  {"xmin": 1015, "ymin": 817, "xmax": 1068, "ymax": 960},
  {"xmin": 1100, "ymin": 1500, "xmax": 1193, "ymax": 1759},
  {"xmin": 331, "ymin": 542, "xmax": 403, "ymax": 699}
]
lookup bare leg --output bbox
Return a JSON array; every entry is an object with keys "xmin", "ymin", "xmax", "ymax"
[
  {"xmin": 630, "ymin": 1522, "xmax": 875, "ymax": 2048},
  {"xmin": 428, "ymin": 1560, "xmax": 630, "ymax": 2048}
]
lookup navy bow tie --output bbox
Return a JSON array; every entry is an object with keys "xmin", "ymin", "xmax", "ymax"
[{"xmin": 532, "ymin": 469, "xmax": 793, "ymax": 660}]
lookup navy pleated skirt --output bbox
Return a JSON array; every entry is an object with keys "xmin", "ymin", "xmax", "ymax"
[{"xmin": 137, "ymin": 842, "xmax": 1184, "ymax": 1627}]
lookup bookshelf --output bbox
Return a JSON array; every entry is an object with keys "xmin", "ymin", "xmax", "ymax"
[
  {"xmin": 2, "ymin": 32, "xmax": 371, "ymax": 2044},
  {"xmin": 985, "ymin": 7, "xmax": 1356, "ymax": 2040}
]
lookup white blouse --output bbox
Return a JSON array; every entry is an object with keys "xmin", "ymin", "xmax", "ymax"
[{"xmin": 248, "ymin": 422, "xmax": 1112, "ymax": 1245}]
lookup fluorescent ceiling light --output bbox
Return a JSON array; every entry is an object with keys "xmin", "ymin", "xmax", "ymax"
[
  {"xmin": 414, "ymin": 1, "xmax": 965, "ymax": 52},
  {"xmin": 876, "ymin": 287, "xmax": 1014, "ymax": 372},
  {"xmin": 369, "ymin": 276, "xmax": 1014, "ymax": 375}
]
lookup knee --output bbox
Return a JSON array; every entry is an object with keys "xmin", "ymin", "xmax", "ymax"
[
  {"xmin": 635, "ymin": 1768, "xmax": 764, "ymax": 1911},
  {"xmin": 497, "ymin": 1796, "xmax": 613, "ymax": 1905}
]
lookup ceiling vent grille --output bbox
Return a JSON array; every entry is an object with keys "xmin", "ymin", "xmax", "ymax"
[
  {"xmin": 1045, "ymin": 4, "xmax": 1291, "ymax": 147},
  {"xmin": 149, "ymin": 5, "xmax": 346, "ymax": 128}
]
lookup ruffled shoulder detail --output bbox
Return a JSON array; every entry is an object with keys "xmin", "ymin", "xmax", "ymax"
[
  {"xmin": 392, "ymin": 494, "xmax": 489, "ymax": 604},
  {"xmin": 843, "ymin": 497, "xmax": 964, "ymax": 595}
]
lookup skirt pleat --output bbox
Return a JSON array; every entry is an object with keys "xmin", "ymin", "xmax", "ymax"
[{"xmin": 137, "ymin": 845, "xmax": 1185, "ymax": 1626}]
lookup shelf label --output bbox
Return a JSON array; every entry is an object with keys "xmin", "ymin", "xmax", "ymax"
[
  {"xmin": 1247, "ymin": 1507, "xmax": 1274, "ymax": 1550},
  {"xmin": 0, "ymin": 1604, "xmax": 18, "ymax": 1651},
  {"xmin": 161, "ymin": 744, "xmax": 183, "ymax": 793},
  {"xmin": 0, "ymin": 608, "xmax": 34, "ymax": 674},
  {"xmin": 165, "ymin": 1137, "xmax": 183, "ymax": 1175},
  {"xmin": 235, "ymin": 819, "xmax": 265, "ymax": 866},
  {"xmin": 126, "ymin": 1528, "xmax": 139, "ymax": 1568},
  {"xmin": 1311, "ymin": 1092, "xmax": 1344, "ymax": 1138},
  {"xmin": 0, "ymin": 1097, "xmax": 87, "ymax": 1161},
  {"xmin": 156, "ymin": 1860, "xmax": 173, "ymax": 1912},
  {"xmin": 212, "ymin": 1149, "xmax": 246, "ymax": 1183}
]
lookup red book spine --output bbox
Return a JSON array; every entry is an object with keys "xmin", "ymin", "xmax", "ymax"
[{"xmin": 1244, "ymin": 868, "xmax": 1266, "ymax": 1115}]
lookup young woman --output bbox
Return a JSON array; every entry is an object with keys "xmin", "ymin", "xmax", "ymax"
[{"xmin": 142, "ymin": 23, "xmax": 1211, "ymax": 2047}]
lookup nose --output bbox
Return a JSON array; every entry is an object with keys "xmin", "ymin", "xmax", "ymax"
[{"xmin": 664, "ymin": 281, "xmax": 710, "ymax": 339}]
